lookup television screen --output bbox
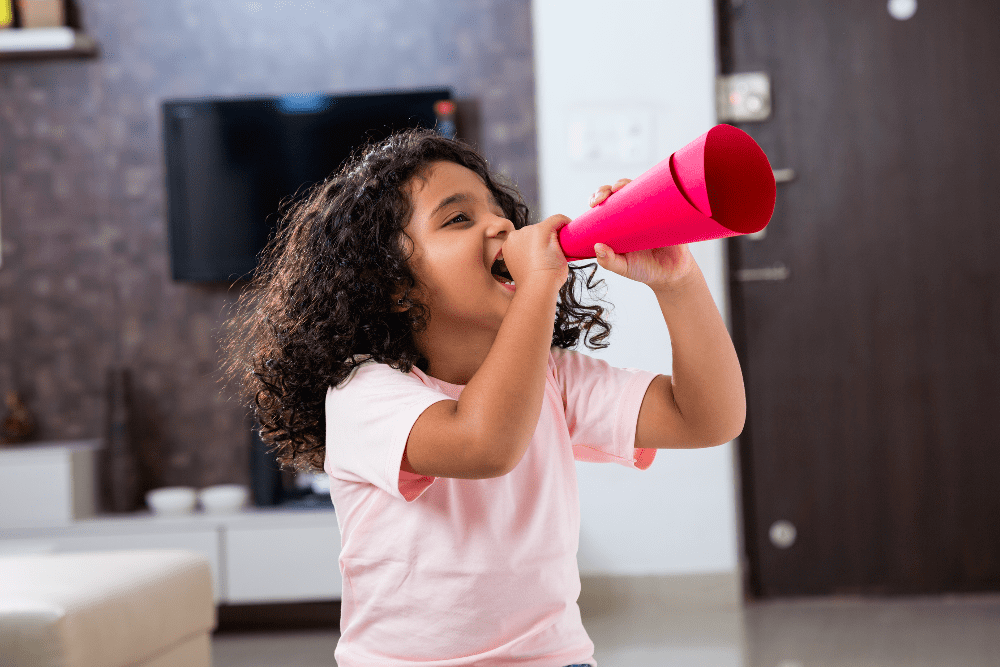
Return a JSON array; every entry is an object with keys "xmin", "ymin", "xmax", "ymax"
[{"xmin": 162, "ymin": 88, "xmax": 453, "ymax": 282}]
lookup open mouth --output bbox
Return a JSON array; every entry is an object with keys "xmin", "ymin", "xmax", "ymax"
[{"xmin": 490, "ymin": 255, "xmax": 515, "ymax": 287}]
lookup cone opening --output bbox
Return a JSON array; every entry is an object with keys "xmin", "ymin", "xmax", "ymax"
[{"xmin": 703, "ymin": 125, "xmax": 776, "ymax": 234}]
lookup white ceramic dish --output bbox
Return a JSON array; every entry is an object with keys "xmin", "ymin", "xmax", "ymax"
[
  {"xmin": 198, "ymin": 484, "xmax": 248, "ymax": 514},
  {"xmin": 145, "ymin": 486, "xmax": 197, "ymax": 516}
]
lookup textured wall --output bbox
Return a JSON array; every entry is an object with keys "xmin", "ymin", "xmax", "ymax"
[{"xmin": 0, "ymin": 0, "xmax": 537, "ymax": 493}]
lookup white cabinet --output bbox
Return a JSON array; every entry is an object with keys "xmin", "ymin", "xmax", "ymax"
[
  {"xmin": 0, "ymin": 508, "xmax": 341, "ymax": 604},
  {"xmin": 0, "ymin": 440, "xmax": 341, "ymax": 604},
  {"xmin": 0, "ymin": 440, "xmax": 100, "ymax": 528},
  {"xmin": 224, "ymin": 511, "xmax": 342, "ymax": 603}
]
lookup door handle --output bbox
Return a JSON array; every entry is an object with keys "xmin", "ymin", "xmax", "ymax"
[
  {"xmin": 747, "ymin": 169, "xmax": 795, "ymax": 240},
  {"xmin": 733, "ymin": 263, "xmax": 790, "ymax": 282},
  {"xmin": 772, "ymin": 168, "xmax": 796, "ymax": 183}
]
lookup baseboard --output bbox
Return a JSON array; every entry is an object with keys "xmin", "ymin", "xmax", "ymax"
[
  {"xmin": 214, "ymin": 601, "xmax": 341, "ymax": 633},
  {"xmin": 212, "ymin": 573, "xmax": 741, "ymax": 634},
  {"xmin": 579, "ymin": 571, "xmax": 743, "ymax": 615}
]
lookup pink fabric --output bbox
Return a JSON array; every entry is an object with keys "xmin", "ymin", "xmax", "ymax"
[{"xmin": 324, "ymin": 347, "xmax": 659, "ymax": 667}]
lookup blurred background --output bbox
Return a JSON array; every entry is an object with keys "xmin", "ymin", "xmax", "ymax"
[{"xmin": 1, "ymin": 0, "xmax": 998, "ymax": 665}]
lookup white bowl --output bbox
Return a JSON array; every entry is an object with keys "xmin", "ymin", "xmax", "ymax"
[
  {"xmin": 198, "ymin": 484, "xmax": 248, "ymax": 514},
  {"xmin": 145, "ymin": 486, "xmax": 197, "ymax": 516}
]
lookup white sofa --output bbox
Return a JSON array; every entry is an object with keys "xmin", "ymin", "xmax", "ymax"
[{"xmin": 0, "ymin": 550, "xmax": 216, "ymax": 667}]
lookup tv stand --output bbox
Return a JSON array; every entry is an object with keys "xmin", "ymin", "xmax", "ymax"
[
  {"xmin": 0, "ymin": 440, "xmax": 342, "ymax": 604},
  {"xmin": 0, "ymin": 506, "xmax": 343, "ymax": 604}
]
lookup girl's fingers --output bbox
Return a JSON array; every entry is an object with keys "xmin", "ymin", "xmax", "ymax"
[
  {"xmin": 590, "ymin": 178, "xmax": 632, "ymax": 207},
  {"xmin": 589, "ymin": 185, "xmax": 611, "ymax": 207},
  {"xmin": 593, "ymin": 243, "xmax": 623, "ymax": 274},
  {"xmin": 611, "ymin": 178, "xmax": 631, "ymax": 193}
]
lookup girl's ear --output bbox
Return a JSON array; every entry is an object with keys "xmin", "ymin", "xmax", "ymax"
[{"xmin": 391, "ymin": 284, "xmax": 418, "ymax": 312}]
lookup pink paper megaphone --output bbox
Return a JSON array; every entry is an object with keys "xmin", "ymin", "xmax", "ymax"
[{"xmin": 558, "ymin": 124, "xmax": 776, "ymax": 261}]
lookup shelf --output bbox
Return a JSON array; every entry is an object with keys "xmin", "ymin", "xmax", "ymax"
[
  {"xmin": 0, "ymin": 27, "xmax": 98, "ymax": 60},
  {"xmin": 1, "ymin": 506, "xmax": 337, "ymax": 537},
  {"xmin": 1, "ymin": 505, "xmax": 343, "ymax": 604}
]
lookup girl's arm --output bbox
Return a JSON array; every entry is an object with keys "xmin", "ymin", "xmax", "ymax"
[
  {"xmin": 403, "ymin": 215, "xmax": 569, "ymax": 478},
  {"xmin": 591, "ymin": 180, "xmax": 746, "ymax": 449},
  {"xmin": 634, "ymin": 261, "xmax": 746, "ymax": 448}
]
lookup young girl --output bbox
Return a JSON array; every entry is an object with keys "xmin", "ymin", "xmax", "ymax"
[{"xmin": 225, "ymin": 128, "xmax": 745, "ymax": 667}]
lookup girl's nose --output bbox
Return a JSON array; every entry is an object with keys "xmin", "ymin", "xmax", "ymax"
[{"xmin": 488, "ymin": 214, "xmax": 514, "ymax": 236}]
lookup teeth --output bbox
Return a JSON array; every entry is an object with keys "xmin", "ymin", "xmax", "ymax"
[{"xmin": 490, "ymin": 251, "xmax": 513, "ymax": 286}]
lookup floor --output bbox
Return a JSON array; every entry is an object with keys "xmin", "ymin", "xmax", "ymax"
[{"xmin": 211, "ymin": 575, "xmax": 1000, "ymax": 667}]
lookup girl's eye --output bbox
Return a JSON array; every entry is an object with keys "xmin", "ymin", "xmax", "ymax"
[{"xmin": 445, "ymin": 214, "xmax": 469, "ymax": 226}]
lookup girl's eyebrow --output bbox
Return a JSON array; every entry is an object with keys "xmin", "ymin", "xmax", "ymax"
[{"xmin": 430, "ymin": 191, "xmax": 502, "ymax": 220}]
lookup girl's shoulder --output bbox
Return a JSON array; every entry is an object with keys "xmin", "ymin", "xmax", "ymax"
[
  {"xmin": 330, "ymin": 354, "xmax": 379, "ymax": 390},
  {"xmin": 332, "ymin": 354, "xmax": 429, "ymax": 392}
]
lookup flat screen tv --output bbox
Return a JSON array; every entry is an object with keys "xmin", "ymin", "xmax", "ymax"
[{"xmin": 162, "ymin": 87, "xmax": 454, "ymax": 282}]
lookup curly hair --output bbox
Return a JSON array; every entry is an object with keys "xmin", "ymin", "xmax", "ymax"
[{"xmin": 223, "ymin": 128, "xmax": 614, "ymax": 472}]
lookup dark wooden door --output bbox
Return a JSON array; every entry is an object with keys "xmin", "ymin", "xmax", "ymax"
[{"xmin": 720, "ymin": 0, "xmax": 1000, "ymax": 597}]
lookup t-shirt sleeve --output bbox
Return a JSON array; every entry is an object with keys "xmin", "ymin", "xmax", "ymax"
[
  {"xmin": 324, "ymin": 360, "xmax": 451, "ymax": 502},
  {"xmin": 550, "ymin": 346, "xmax": 660, "ymax": 470}
]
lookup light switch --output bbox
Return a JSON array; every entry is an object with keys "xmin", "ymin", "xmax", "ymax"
[{"xmin": 567, "ymin": 106, "xmax": 655, "ymax": 166}]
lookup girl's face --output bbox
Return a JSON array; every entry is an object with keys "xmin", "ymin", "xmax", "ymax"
[{"xmin": 401, "ymin": 160, "xmax": 516, "ymax": 339}]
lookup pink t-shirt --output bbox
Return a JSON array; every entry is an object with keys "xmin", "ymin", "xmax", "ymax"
[{"xmin": 324, "ymin": 346, "xmax": 659, "ymax": 667}]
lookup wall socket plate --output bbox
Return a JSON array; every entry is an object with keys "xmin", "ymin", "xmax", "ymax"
[{"xmin": 716, "ymin": 72, "xmax": 771, "ymax": 122}]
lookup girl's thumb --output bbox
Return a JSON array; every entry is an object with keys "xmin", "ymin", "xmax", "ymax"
[{"xmin": 594, "ymin": 243, "xmax": 616, "ymax": 269}]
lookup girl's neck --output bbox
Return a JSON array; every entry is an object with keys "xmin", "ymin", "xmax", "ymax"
[{"xmin": 417, "ymin": 330, "xmax": 497, "ymax": 386}]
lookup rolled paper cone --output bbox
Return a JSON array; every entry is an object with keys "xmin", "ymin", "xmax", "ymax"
[{"xmin": 558, "ymin": 124, "xmax": 776, "ymax": 261}]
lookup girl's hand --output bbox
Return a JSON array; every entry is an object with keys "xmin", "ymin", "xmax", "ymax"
[
  {"xmin": 502, "ymin": 214, "xmax": 570, "ymax": 292},
  {"xmin": 589, "ymin": 178, "xmax": 697, "ymax": 291}
]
